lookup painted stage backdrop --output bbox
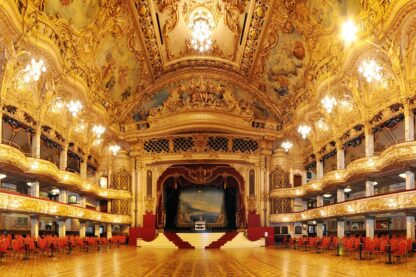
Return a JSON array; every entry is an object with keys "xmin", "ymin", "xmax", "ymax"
[{"xmin": 177, "ymin": 187, "xmax": 226, "ymax": 226}]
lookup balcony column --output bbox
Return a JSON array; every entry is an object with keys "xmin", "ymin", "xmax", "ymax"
[
  {"xmin": 0, "ymin": 109, "xmax": 2, "ymax": 142},
  {"xmin": 337, "ymin": 218, "xmax": 345, "ymax": 238},
  {"xmin": 365, "ymin": 126, "xmax": 374, "ymax": 157},
  {"xmin": 337, "ymin": 189, "xmax": 345, "ymax": 203},
  {"xmin": 80, "ymin": 160, "xmax": 87, "ymax": 179},
  {"xmin": 94, "ymin": 224, "xmax": 100, "ymax": 237},
  {"xmin": 106, "ymin": 224, "xmax": 112, "ymax": 239},
  {"xmin": 316, "ymin": 158, "xmax": 324, "ymax": 179},
  {"xmin": 79, "ymin": 221, "xmax": 86, "ymax": 238},
  {"xmin": 317, "ymin": 195, "xmax": 324, "ymax": 207},
  {"xmin": 31, "ymin": 126, "xmax": 41, "ymax": 159},
  {"xmin": 288, "ymin": 223, "xmax": 295, "ymax": 237},
  {"xmin": 406, "ymin": 215, "xmax": 415, "ymax": 240},
  {"xmin": 30, "ymin": 182, "xmax": 40, "ymax": 197},
  {"xmin": 58, "ymin": 220, "xmax": 66, "ymax": 238},
  {"xmin": 365, "ymin": 180, "xmax": 375, "ymax": 197},
  {"xmin": 136, "ymin": 162, "xmax": 143, "ymax": 226},
  {"xmin": 289, "ymin": 167, "xmax": 294, "ymax": 186},
  {"xmin": 96, "ymin": 200, "xmax": 100, "ymax": 212},
  {"xmin": 365, "ymin": 216, "xmax": 375, "ymax": 239},
  {"xmin": 404, "ymin": 103, "xmax": 415, "ymax": 142},
  {"xmin": 405, "ymin": 170, "xmax": 415, "ymax": 190},
  {"xmin": 131, "ymin": 158, "xmax": 136, "ymax": 227},
  {"xmin": 79, "ymin": 196, "xmax": 86, "ymax": 208},
  {"xmin": 107, "ymin": 200, "xmax": 112, "ymax": 214},
  {"xmin": 59, "ymin": 145, "xmax": 68, "ymax": 171},
  {"xmin": 30, "ymin": 215, "xmax": 40, "ymax": 239},
  {"xmin": 58, "ymin": 190, "xmax": 67, "ymax": 204},
  {"xmin": 336, "ymin": 143, "xmax": 345, "ymax": 170},
  {"xmin": 316, "ymin": 221, "xmax": 324, "ymax": 238}
]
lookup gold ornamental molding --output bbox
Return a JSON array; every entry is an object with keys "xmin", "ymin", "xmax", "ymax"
[
  {"xmin": 0, "ymin": 191, "xmax": 131, "ymax": 224},
  {"xmin": 270, "ymin": 141, "xmax": 416, "ymax": 199},
  {"xmin": 270, "ymin": 189, "xmax": 416, "ymax": 223},
  {"xmin": 0, "ymin": 144, "xmax": 131, "ymax": 200}
]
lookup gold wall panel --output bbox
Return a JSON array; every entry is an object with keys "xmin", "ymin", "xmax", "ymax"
[
  {"xmin": 0, "ymin": 191, "xmax": 131, "ymax": 224},
  {"xmin": 270, "ymin": 189, "xmax": 416, "ymax": 223},
  {"xmin": 270, "ymin": 141, "xmax": 416, "ymax": 199},
  {"xmin": 0, "ymin": 144, "xmax": 131, "ymax": 200}
]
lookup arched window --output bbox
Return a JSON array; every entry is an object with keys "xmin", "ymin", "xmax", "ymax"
[
  {"xmin": 146, "ymin": 170, "xmax": 153, "ymax": 197},
  {"xmin": 249, "ymin": 169, "xmax": 255, "ymax": 196}
]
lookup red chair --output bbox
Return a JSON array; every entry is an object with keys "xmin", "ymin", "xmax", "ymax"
[
  {"xmin": 362, "ymin": 239, "xmax": 375, "ymax": 259},
  {"xmin": 390, "ymin": 238, "xmax": 399, "ymax": 252},
  {"xmin": 372, "ymin": 239, "xmax": 387, "ymax": 262},
  {"xmin": 0, "ymin": 240, "xmax": 10, "ymax": 261},
  {"xmin": 12, "ymin": 239, "xmax": 23, "ymax": 257},
  {"xmin": 406, "ymin": 238, "xmax": 412, "ymax": 256},
  {"xmin": 317, "ymin": 237, "xmax": 330, "ymax": 253},
  {"xmin": 393, "ymin": 240, "xmax": 407, "ymax": 263}
]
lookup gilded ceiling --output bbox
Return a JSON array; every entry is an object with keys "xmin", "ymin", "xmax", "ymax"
[{"xmin": 1, "ymin": 0, "xmax": 416, "ymax": 160}]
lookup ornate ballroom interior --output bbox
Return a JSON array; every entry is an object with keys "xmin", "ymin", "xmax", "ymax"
[{"xmin": 0, "ymin": 0, "xmax": 416, "ymax": 276}]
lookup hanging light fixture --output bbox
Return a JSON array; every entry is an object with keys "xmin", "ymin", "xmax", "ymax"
[
  {"xmin": 92, "ymin": 125, "xmax": 106, "ymax": 138},
  {"xmin": 340, "ymin": 19, "xmax": 358, "ymax": 44},
  {"xmin": 188, "ymin": 8, "xmax": 215, "ymax": 53},
  {"xmin": 358, "ymin": 59, "xmax": 383, "ymax": 83},
  {"xmin": 109, "ymin": 144, "xmax": 121, "ymax": 156},
  {"xmin": 298, "ymin": 124, "xmax": 311, "ymax": 139},
  {"xmin": 66, "ymin": 100, "xmax": 83, "ymax": 117},
  {"xmin": 344, "ymin": 186, "xmax": 352, "ymax": 193},
  {"xmin": 321, "ymin": 95, "xmax": 337, "ymax": 113},
  {"xmin": 281, "ymin": 141, "xmax": 293, "ymax": 152},
  {"xmin": 316, "ymin": 118, "xmax": 329, "ymax": 131},
  {"xmin": 50, "ymin": 97, "xmax": 65, "ymax": 113},
  {"xmin": 23, "ymin": 58, "xmax": 46, "ymax": 82},
  {"xmin": 0, "ymin": 173, "xmax": 6, "ymax": 180},
  {"xmin": 323, "ymin": 193, "xmax": 332, "ymax": 198}
]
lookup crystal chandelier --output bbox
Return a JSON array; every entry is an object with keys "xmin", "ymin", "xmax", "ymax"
[
  {"xmin": 67, "ymin": 100, "xmax": 83, "ymax": 117},
  {"xmin": 316, "ymin": 118, "xmax": 329, "ymax": 131},
  {"xmin": 92, "ymin": 125, "xmax": 106, "ymax": 138},
  {"xmin": 358, "ymin": 59, "xmax": 383, "ymax": 83},
  {"xmin": 281, "ymin": 141, "xmax": 293, "ymax": 152},
  {"xmin": 109, "ymin": 144, "xmax": 121, "ymax": 156},
  {"xmin": 50, "ymin": 97, "xmax": 65, "ymax": 113},
  {"xmin": 340, "ymin": 19, "xmax": 358, "ymax": 44},
  {"xmin": 298, "ymin": 124, "xmax": 311, "ymax": 139},
  {"xmin": 23, "ymin": 58, "xmax": 46, "ymax": 82},
  {"xmin": 188, "ymin": 8, "xmax": 215, "ymax": 53},
  {"xmin": 321, "ymin": 95, "xmax": 337, "ymax": 113}
]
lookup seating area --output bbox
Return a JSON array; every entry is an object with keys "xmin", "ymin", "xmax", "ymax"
[
  {"xmin": 0, "ymin": 234, "xmax": 127, "ymax": 262},
  {"xmin": 281, "ymin": 235, "xmax": 414, "ymax": 264}
]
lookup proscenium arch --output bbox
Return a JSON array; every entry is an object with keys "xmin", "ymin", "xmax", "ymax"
[{"xmin": 155, "ymin": 164, "xmax": 247, "ymax": 229}]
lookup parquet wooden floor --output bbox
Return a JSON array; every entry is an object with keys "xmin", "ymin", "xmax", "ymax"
[{"xmin": 0, "ymin": 246, "xmax": 415, "ymax": 277}]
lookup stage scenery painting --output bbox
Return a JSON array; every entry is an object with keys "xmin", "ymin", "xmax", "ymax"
[{"xmin": 177, "ymin": 187, "xmax": 226, "ymax": 226}]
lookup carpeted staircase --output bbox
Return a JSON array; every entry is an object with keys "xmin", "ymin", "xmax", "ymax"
[
  {"xmin": 164, "ymin": 232, "xmax": 195, "ymax": 249},
  {"xmin": 205, "ymin": 232, "xmax": 238, "ymax": 249}
]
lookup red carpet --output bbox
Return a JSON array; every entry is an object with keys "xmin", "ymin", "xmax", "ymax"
[
  {"xmin": 164, "ymin": 233, "xmax": 195, "ymax": 249},
  {"xmin": 205, "ymin": 232, "xmax": 238, "ymax": 249}
]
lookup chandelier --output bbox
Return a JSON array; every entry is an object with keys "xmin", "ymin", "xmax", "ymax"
[
  {"xmin": 188, "ymin": 8, "xmax": 215, "ymax": 53},
  {"xmin": 358, "ymin": 59, "xmax": 383, "ymax": 83},
  {"xmin": 23, "ymin": 58, "xmax": 46, "ymax": 82},
  {"xmin": 50, "ymin": 97, "xmax": 65, "ymax": 113},
  {"xmin": 298, "ymin": 124, "xmax": 311, "ymax": 139},
  {"xmin": 316, "ymin": 118, "xmax": 329, "ymax": 131},
  {"xmin": 67, "ymin": 100, "xmax": 83, "ymax": 117},
  {"xmin": 340, "ymin": 19, "xmax": 358, "ymax": 44},
  {"xmin": 281, "ymin": 141, "xmax": 293, "ymax": 152},
  {"xmin": 321, "ymin": 95, "xmax": 337, "ymax": 113},
  {"xmin": 92, "ymin": 125, "xmax": 106, "ymax": 138},
  {"xmin": 109, "ymin": 144, "xmax": 121, "ymax": 156}
]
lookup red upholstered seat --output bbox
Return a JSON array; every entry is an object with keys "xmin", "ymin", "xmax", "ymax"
[{"xmin": 393, "ymin": 240, "xmax": 408, "ymax": 263}]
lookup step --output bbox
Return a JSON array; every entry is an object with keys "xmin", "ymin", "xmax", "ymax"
[
  {"xmin": 221, "ymin": 233, "xmax": 265, "ymax": 248},
  {"xmin": 177, "ymin": 233, "xmax": 224, "ymax": 249},
  {"xmin": 206, "ymin": 232, "xmax": 238, "ymax": 249},
  {"xmin": 140, "ymin": 234, "xmax": 177, "ymax": 249}
]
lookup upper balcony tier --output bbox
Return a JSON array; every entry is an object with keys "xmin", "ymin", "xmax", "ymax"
[
  {"xmin": 0, "ymin": 144, "xmax": 131, "ymax": 200},
  {"xmin": 270, "ymin": 141, "xmax": 416, "ymax": 199}
]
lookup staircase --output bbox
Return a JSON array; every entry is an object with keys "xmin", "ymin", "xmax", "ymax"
[
  {"xmin": 205, "ymin": 232, "xmax": 238, "ymax": 249},
  {"xmin": 164, "ymin": 232, "xmax": 195, "ymax": 249},
  {"xmin": 177, "ymin": 233, "xmax": 224, "ymax": 249}
]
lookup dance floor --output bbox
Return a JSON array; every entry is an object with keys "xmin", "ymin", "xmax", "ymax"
[{"xmin": 0, "ymin": 246, "xmax": 415, "ymax": 277}]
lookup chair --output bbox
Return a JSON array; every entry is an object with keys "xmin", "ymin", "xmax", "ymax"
[
  {"xmin": 12, "ymin": 239, "xmax": 23, "ymax": 257},
  {"xmin": 372, "ymin": 239, "xmax": 387, "ymax": 262},
  {"xmin": 362, "ymin": 239, "xmax": 375, "ymax": 259},
  {"xmin": 393, "ymin": 240, "xmax": 407, "ymax": 263}
]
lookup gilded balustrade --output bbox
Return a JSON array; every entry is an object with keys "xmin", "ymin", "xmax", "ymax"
[
  {"xmin": 270, "ymin": 141, "xmax": 416, "ymax": 199},
  {"xmin": 0, "ymin": 191, "xmax": 131, "ymax": 224},
  {"xmin": 270, "ymin": 189, "xmax": 416, "ymax": 223},
  {"xmin": 0, "ymin": 144, "xmax": 131, "ymax": 200}
]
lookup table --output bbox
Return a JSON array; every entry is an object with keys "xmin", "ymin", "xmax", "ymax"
[{"xmin": 195, "ymin": 221, "xmax": 206, "ymax": 231}]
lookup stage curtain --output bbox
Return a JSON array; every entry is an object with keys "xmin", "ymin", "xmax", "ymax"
[
  {"xmin": 224, "ymin": 186, "xmax": 237, "ymax": 230},
  {"xmin": 164, "ymin": 179, "xmax": 179, "ymax": 230}
]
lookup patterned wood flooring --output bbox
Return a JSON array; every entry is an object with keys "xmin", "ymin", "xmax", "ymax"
[{"xmin": 0, "ymin": 246, "xmax": 415, "ymax": 277}]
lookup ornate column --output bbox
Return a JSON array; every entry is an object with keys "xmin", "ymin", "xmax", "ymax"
[
  {"xmin": 365, "ymin": 125, "xmax": 374, "ymax": 157},
  {"xmin": 365, "ymin": 180, "xmax": 375, "ymax": 197},
  {"xmin": 365, "ymin": 216, "xmax": 375, "ymax": 239},
  {"xmin": 80, "ymin": 160, "xmax": 87, "ymax": 179},
  {"xmin": 316, "ymin": 221, "xmax": 324, "ymax": 238},
  {"xmin": 337, "ymin": 189, "xmax": 345, "ymax": 203},
  {"xmin": 59, "ymin": 144, "xmax": 68, "ymax": 171},
  {"xmin": 79, "ymin": 196, "xmax": 86, "ymax": 208},
  {"xmin": 58, "ymin": 190, "xmax": 67, "ymax": 204},
  {"xmin": 316, "ymin": 155, "xmax": 324, "ymax": 179},
  {"xmin": 131, "ymin": 158, "xmax": 137, "ymax": 227},
  {"xmin": 404, "ymin": 170, "xmax": 415, "ymax": 190},
  {"xmin": 106, "ymin": 224, "xmax": 112, "ymax": 239},
  {"xmin": 336, "ymin": 142, "xmax": 345, "ymax": 170},
  {"xmin": 30, "ymin": 182, "xmax": 40, "ymax": 197},
  {"xmin": 30, "ymin": 215, "xmax": 40, "ymax": 239},
  {"xmin": 58, "ymin": 220, "xmax": 66, "ymax": 238},
  {"xmin": 79, "ymin": 221, "xmax": 86, "ymax": 238},
  {"xmin": 0, "ymin": 108, "xmax": 2, "ymax": 143},
  {"xmin": 406, "ymin": 214, "xmax": 415, "ymax": 240},
  {"xmin": 31, "ymin": 126, "xmax": 41, "ymax": 159},
  {"xmin": 337, "ymin": 218, "xmax": 345, "ymax": 238},
  {"xmin": 136, "ymin": 162, "xmax": 143, "ymax": 226},
  {"xmin": 404, "ymin": 103, "xmax": 415, "ymax": 142},
  {"xmin": 316, "ymin": 195, "xmax": 323, "ymax": 207},
  {"xmin": 94, "ymin": 224, "xmax": 100, "ymax": 237}
]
